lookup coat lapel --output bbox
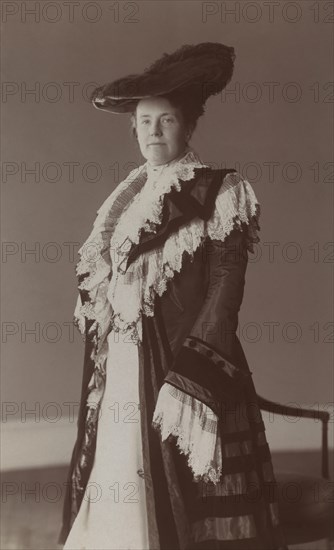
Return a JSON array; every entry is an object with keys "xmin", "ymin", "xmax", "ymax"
[{"xmin": 125, "ymin": 167, "xmax": 236, "ymax": 270}]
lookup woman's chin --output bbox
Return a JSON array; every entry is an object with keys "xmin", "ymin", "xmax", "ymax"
[
  {"xmin": 146, "ymin": 153, "xmax": 171, "ymax": 166},
  {"xmin": 145, "ymin": 149, "xmax": 187, "ymax": 167}
]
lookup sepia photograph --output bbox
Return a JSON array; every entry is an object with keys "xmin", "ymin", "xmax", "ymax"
[{"xmin": 1, "ymin": 1, "xmax": 333, "ymax": 549}]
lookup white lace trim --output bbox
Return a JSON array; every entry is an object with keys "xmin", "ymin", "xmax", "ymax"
[
  {"xmin": 152, "ymin": 382, "xmax": 223, "ymax": 484},
  {"xmin": 75, "ymin": 148, "xmax": 203, "ymax": 291},
  {"xmin": 73, "ymin": 148, "xmax": 208, "ymax": 368},
  {"xmin": 207, "ymin": 172, "xmax": 260, "ymax": 245},
  {"xmin": 107, "ymin": 212, "xmax": 207, "ymax": 341},
  {"xmin": 106, "ymin": 172, "xmax": 260, "ymax": 343},
  {"xmin": 73, "ymin": 149, "xmax": 260, "ymax": 371},
  {"xmin": 109, "ymin": 151, "xmax": 206, "ymax": 246}
]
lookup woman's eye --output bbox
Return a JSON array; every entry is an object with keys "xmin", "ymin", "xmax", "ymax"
[
  {"xmin": 162, "ymin": 117, "xmax": 174, "ymax": 124},
  {"xmin": 141, "ymin": 119, "xmax": 150, "ymax": 125}
]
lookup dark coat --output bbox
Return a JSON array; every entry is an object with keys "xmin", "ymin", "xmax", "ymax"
[{"xmin": 58, "ymin": 168, "xmax": 288, "ymax": 549}]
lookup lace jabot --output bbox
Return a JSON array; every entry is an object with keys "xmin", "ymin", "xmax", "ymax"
[{"xmin": 74, "ymin": 147, "xmax": 260, "ymax": 375}]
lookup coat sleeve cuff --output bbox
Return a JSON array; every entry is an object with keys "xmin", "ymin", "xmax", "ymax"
[
  {"xmin": 152, "ymin": 381, "xmax": 223, "ymax": 484},
  {"xmin": 165, "ymin": 335, "xmax": 251, "ymax": 407},
  {"xmin": 153, "ymin": 338, "xmax": 252, "ymax": 484}
]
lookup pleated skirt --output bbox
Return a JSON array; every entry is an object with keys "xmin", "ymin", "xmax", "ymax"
[{"xmin": 62, "ymin": 330, "xmax": 150, "ymax": 550}]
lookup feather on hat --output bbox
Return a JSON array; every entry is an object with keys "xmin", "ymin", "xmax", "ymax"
[{"xmin": 91, "ymin": 42, "xmax": 236, "ymax": 114}]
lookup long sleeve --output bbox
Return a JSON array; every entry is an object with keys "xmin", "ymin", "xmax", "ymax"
[
  {"xmin": 165, "ymin": 172, "xmax": 260, "ymax": 379},
  {"xmin": 152, "ymin": 173, "xmax": 260, "ymax": 483},
  {"xmin": 182, "ymin": 227, "xmax": 248, "ymax": 360},
  {"xmin": 162, "ymin": 226, "xmax": 251, "ymax": 408}
]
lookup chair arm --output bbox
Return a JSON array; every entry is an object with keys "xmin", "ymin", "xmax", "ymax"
[
  {"xmin": 256, "ymin": 395, "xmax": 330, "ymax": 480},
  {"xmin": 256, "ymin": 395, "xmax": 330, "ymax": 421}
]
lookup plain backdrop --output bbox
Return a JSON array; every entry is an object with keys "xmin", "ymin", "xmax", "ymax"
[{"xmin": 1, "ymin": 1, "xmax": 333, "ymax": 458}]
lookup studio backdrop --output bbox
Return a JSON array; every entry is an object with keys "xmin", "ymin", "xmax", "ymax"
[{"xmin": 1, "ymin": 0, "xmax": 332, "ymax": 472}]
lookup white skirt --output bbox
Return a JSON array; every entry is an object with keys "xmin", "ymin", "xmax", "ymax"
[{"xmin": 63, "ymin": 330, "xmax": 150, "ymax": 550}]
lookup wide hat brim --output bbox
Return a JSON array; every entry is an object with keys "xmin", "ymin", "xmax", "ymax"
[{"xmin": 91, "ymin": 42, "xmax": 236, "ymax": 114}]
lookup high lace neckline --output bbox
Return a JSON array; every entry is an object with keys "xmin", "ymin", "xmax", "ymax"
[
  {"xmin": 74, "ymin": 145, "xmax": 261, "ymax": 374},
  {"xmin": 110, "ymin": 147, "xmax": 206, "ymax": 246},
  {"xmin": 146, "ymin": 146, "xmax": 191, "ymax": 181}
]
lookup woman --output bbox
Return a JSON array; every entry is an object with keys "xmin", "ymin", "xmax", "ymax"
[{"xmin": 59, "ymin": 43, "xmax": 289, "ymax": 550}]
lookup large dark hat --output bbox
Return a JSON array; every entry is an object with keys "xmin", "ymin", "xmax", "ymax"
[{"xmin": 91, "ymin": 42, "xmax": 236, "ymax": 114}]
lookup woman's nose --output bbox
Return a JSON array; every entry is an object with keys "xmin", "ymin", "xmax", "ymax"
[{"xmin": 150, "ymin": 121, "xmax": 162, "ymax": 136}]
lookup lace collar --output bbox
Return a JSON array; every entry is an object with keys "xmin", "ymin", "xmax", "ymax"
[
  {"xmin": 145, "ymin": 146, "xmax": 195, "ymax": 181},
  {"xmin": 74, "ymin": 146, "xmax": 208, "ymax": 368},
  {"xmin": 110, "ymin": 147, "xmax": 207, "ymax": 249}
]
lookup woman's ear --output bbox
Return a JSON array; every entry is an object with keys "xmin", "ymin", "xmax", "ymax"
[
  {"xmin": 186, "ymin": 124, "xmax": 195, "ymax": 142},
  {"xmin": 130, "ymin": 113, "xmax": 138, "ymax": 140}
]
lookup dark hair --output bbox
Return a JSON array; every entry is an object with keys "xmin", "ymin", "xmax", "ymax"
[{"xmin": 130, "ymin": 89, "xmax": 205, "ymax": 140}]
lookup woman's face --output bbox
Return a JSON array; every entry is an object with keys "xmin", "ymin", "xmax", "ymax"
[{"xmin": 134, "ymin": 96, "xmax": 189, "ymax": 166}]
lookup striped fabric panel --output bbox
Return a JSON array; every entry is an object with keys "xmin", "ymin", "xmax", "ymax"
[
  {"xmin": 190, "ymin": 523, "xmax": 287, "ymax": 550},
  {"xmin": 199, "ymin": 467, "xmax": 278, "ymax": 501},
  {"xmin": 185, "ymin": 420, "xmax": 285, "ymax": 549},
  {"xmin": 192, "ymin": 514, "xmax": 257, "ymax": 542},
  {"xmin": 189, "ymin": 465, "xmax": 278, "ymax": 515},
  {"xmin": 190, "ymin": 479, "xmax": 286, "ymax": 548},
  {"xmin": 219, "ymin": 399, "xmax": 265, "ymax": 434}
]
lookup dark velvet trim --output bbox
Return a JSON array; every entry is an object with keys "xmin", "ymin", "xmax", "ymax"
[
  {"xmin": 190, "ymin": 489, "xmax": 280, "ymax": 520},
  {"xmin": 184, "ymin": 334, "xmax": 247, "ymax": 373},
  {"xmin": 169, "ymin": 344, "xmax": 247, "ymax": 403},
  {"xmin": 57, "ymin": 287, "xmax": 98, "ymax": 545},
  {"xmin": 138, "ymin": 341, "xmax": 160, "ymax": 549},
  {"xmin": 169, "ymin": 168, "xmax": 236, "ymax": 221},
  {"xmin": 189, "ymin": 533, "xmax": 289, "ymax": 550},
  {"xmin": 140, "ymin": 313, "xmax": 179, "ymax": 550},
  {"xmin": 220, "ymin": 444, "xmax": 272, "ymax": 475},
  {"xmin": 164, "ymin": 371, "xmax": 218, "ymax": 412},
  {"xmin": 219, "ymin": 423, "xmax": 267, "ymax": 443},
  {"xmin": 125, "ymin": 168, "xmax": 236, "ymax": 268}
]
